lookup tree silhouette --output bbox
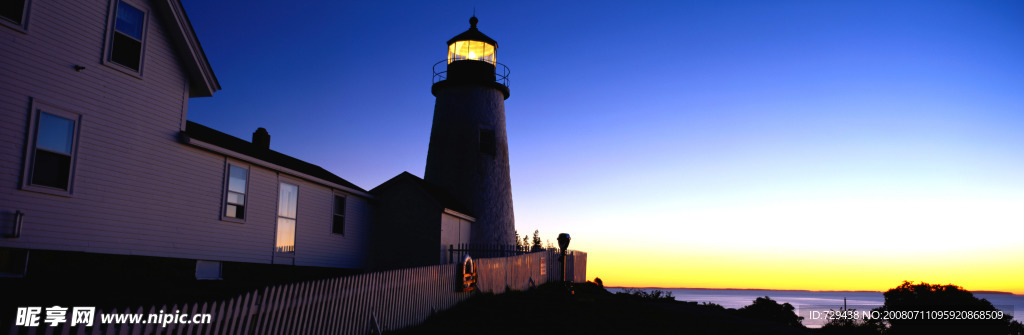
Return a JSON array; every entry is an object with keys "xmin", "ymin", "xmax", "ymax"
[
  {"xmin": 878, "ymin": 281, "xmax": 1014, "ymax": 335},
  {"xmin": 819, "ymin": 304, "xmax": 886, "ymax": 335},
  {"xmin": 736, "ymin": 296, "xmax": 805, "ymax": 328}
]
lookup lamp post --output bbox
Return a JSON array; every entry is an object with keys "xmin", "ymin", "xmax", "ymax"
[{"xmin": 556, "ymin": 233, "xmax": 571, "ymax": 284}]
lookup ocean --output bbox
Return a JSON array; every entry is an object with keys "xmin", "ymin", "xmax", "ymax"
[{"xmin": 613, "ymin": 287, "xmax": 1023, "ymax": 328}]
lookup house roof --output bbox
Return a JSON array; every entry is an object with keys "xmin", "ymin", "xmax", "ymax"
[
  {"xmin": 153, "ymin": 0, "xmax": 220, "ymax": 97},
  {"xmin": 183, "ymin": 121, "xmax": 367, "ymax": 194},
  {"xmin": 371, "ymin": 172, "xmax": 473, "ymax": 217}
]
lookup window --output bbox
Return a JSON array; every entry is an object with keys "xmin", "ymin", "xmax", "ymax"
[
  {"xmin": 0, "ymin": 248, "xmax": 29, "ymax": 277},
  {"xmin": 31, "ymin": 112, "xmax": 75, "ymax": 189},
  {"xmin": 448, "ymin": 40, "xmax": 496, "ymax": 65},
  {"xmin": 23, "ymin": 103, "xmax": 80, "ymax": 195},
  {"xmin": 0, "ymin": 0, "xmax": 28, "ymax": 29},
  {"xmin": 275, "ymin": 182, "xmax": 298, "ymax": 253},
  {"xmin": 108, "ymin": 1, "xmax": 145, "ymax": 72},
  {"xmin": 195, "ymin": 260, "xmax": 222, "ymax": 280},
  {"xmin": 479, "ymin": 128, "xmax": 495, "ymax": 155},
  {"xmin": 223, "ymin": 164, "xmax": 247, "ymax": 220},
  {"xmin": 332, "ymin": 195, "xmax": 346, "ymax": 235}
]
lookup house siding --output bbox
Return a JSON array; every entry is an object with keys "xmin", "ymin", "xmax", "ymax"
[
  {"xmin": 293, "ymin": 186, "xmax": 371, "ymax": 269},
  {"xmin": 1, "ymin": 0, "xmax": 370, "ymax": 270}
]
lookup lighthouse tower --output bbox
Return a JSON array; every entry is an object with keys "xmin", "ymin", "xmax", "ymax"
[{"xmin": 425, "ymin": 16, "xmax": 514, "ymax": 246}]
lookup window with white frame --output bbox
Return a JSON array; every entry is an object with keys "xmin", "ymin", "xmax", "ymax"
[
  {"xmin": 224, "ymin": 164, "xmax": 247, "ymax": 220},
  {"xmin": 108, "ymin": 1, "xmax": 145, "ymax": 72},
  {"xmin": 23, "ymin": 102, "xmax": 80, "ymax": 195},
  {"xmin": 332, "ymin": 194, "xmax": 346, "ymax": 235},
  {"xmin": 0, "ymin": 0, "xmax": 29, "ymax": 30},
  {"xmin": 275, "ymin": 182, "xmax": 298, "ymax": 253}
]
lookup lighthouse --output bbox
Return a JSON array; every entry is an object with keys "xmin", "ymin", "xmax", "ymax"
[{"xmin": 425, "ymin": 16, "xmax": 514, "ymax": 246}]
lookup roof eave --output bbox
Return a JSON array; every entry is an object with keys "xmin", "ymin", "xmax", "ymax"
[
  {"xmin": 182, "ymin": 122, "xmax": 371, "ymax": 197},
  {"xmin": 156, "ymin": 0, "xmax": 221, "ymax": 97}
]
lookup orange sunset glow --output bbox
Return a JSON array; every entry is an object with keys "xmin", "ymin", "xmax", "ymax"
[{"xmin": 527, "ymin": 190, "xmax": 1024, "ymax": 295}]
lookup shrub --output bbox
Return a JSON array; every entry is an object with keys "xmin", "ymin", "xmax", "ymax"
[
  {"xmin": 617, "ymin": 288, "xmax": 676, "ymax": 302},
  {"xmin": 879, "ymin": 281, "xmax": 1014, "ymax": 335},
  {"xmin": 736, "ymin": 296, "xmax": 805, "ymax": 328},
  {"xmin": 818, "ymin": 306, "xmax": 886, "ymax": 335}
]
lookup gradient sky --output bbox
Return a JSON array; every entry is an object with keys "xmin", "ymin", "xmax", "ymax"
[{"xmin": 179, "ymin": 1, "xmax": 1024, "ymax": 294}]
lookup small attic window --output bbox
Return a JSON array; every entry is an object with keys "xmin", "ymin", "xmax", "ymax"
[{"xmin": 479, "ymin": 128, "xmax": 495, "ymax": 155}]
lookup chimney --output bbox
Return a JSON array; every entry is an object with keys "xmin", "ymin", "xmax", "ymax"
[{"xmin": 253, "ymin": 128, "xmax": 270, "ymax": 149}]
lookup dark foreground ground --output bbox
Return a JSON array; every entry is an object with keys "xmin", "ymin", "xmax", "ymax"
[{"xmin": 392, "ymin": 282, "xmax": 812, "ymax": 335}]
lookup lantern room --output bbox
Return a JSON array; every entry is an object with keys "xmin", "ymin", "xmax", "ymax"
[
  {"xmin": 446, "ymin": 16, "xmax": 497, "ymax": 64},
  {"xmin": 432, "ymin": 16, "xmax": 509, "ymax": 99}
]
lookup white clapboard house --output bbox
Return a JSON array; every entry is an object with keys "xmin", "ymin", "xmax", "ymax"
[{"xmin": 0, "ymin": 0, "xmax": 374, "ymax": 283}]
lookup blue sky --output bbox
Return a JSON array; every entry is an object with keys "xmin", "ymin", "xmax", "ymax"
[{"xmin": 180, "ymin": 1, "xmax": 1024, "ymax": 290}]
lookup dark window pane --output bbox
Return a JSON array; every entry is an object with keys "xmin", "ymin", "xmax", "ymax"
[
  {"xmin": 111, "ymin": 32, "xmax": 141, "ymax": 70},
  {"xmin": 115, "ymin": 1, "xmax": 144, "ymax": 39},
  {"xmin": 0, "ymin": 248, "xmax": 29, "ymax": 275},
  {"xmin": 36, "ymin": 112, "xmax": 74, "ymax": 154},
  {"xmin": 479, "ymin": 129, "xmax": 495, "ymax": 155},
  {"xmin": 32, "ymin": 149, "xmax": 71, "ymax": 189},
  {"xmin": 0, "ymin": 0, "xmax": 25, "ymax": 25},
  {"xmin": 332, "ymin": 195, "xmax": 345, "ymax": 234},
  {"xmin": 334, "ymin": 195, "xmax": 345, "ymax": 215},
  {"xmin": 332, "ymin": 215, "xmax": 344, "ymax": 235}
]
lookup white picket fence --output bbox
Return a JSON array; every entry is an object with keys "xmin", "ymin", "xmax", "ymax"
[{"xmin": 6, "ymin": 250, "xmax": 587, "ymax": 335}]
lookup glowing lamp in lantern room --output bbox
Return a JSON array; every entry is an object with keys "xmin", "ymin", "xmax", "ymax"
[
  {"xmin": 433, "ymin": 16, "xmax": 509, "ymax": 97},
  {"xmin": 446, "ymin": 16, "xmax": 497, "ymax": 64}
]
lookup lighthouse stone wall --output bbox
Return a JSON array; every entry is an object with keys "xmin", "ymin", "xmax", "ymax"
[{"xmin": 425, "ymin": 84, "xmax": 515, "ymax": 246}]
